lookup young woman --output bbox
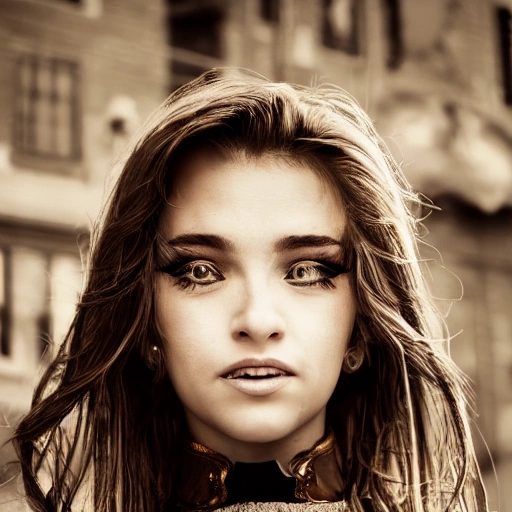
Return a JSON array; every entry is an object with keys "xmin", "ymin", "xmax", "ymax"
[{"xmin": 13, "ymin": 68, "xmax": 488, "ymax": 511}]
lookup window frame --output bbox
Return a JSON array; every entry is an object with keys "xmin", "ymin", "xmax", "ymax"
[
  {"xmin": 11, "ymin": 53, "xmax": 83, "ymax": 177},
  {"xmin": 0, "ymin": 219, "xmax": 87, "ymax": 378}
]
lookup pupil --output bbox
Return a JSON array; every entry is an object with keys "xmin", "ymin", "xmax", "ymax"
[
  {"xmin": 193, "ymin": 265, "xmax": 209, "ymax": 279},
  {"xmin": 297, "ymin": 267, "xmax": 306, "ymax": 278}
]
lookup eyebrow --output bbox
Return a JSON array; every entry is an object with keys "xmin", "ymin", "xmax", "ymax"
[
  {"xmin": 165, "ymin": 233, "xmax": 343, "ymax": 252},
  {"xmin": 165, "ymin": 234, "xmax": 236, "ymax": 251},
  {"xmin": 275, "ymin": 235, "xmax": 343, "ymax": 252}
]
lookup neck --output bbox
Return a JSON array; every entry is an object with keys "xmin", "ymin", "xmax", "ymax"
[{"xmin": 187, "ymin": 413, "xmax": 327, "ymax": 468}]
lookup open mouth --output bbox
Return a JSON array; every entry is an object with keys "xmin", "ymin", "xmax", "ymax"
[
  {"xmin": 221, "ymin": 360, "xmax": 294, "ymax": 396},
  {"xmin": 223, "ymin": 366, "xmax": 291, "ymax": 380}
]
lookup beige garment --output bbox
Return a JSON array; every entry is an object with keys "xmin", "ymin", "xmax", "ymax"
[{"xmin": 217, "ymin": 502, "xmax": 350, "ymax": 511}]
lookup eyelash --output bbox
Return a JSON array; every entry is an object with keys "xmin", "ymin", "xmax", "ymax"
[
  {"xmin": 284, "ymin": 260, "xmax": 349, "ymax": 289},
  {"xmin": 158, "ymin": 259, "xmax": 224, "ymax": 291},
  {"xmin": 158, "ymin": 258, "xmax": 349, "ymax": 291}
]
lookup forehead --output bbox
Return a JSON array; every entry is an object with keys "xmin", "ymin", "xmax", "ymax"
[{"xmin": 160, "ymin": 148, "xmax": 347, "ymax": 241}]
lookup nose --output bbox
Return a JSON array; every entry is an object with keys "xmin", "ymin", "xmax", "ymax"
[{"xmin": 231, "ymin": 279, "xmax": 285, "ymax": 343}]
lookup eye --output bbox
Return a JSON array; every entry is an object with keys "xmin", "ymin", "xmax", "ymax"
[
  {"xmin": 284, "ymin": 260, "xmax": 348, "ymax": 288},
  {"xmin": 159, "ymin": 260, "xmax": 224, "ymax": 290},
  {"xmin": 188, "ymin": 263, "xmax": 217, "ymax": 282},
  {"xmin": 286, "ymin": 262, "xmax": 325, "ymax": 284}
]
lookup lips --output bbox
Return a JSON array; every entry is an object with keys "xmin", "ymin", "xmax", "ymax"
[
  {"xmin": 220, "ymin": 358, "xmax": 295, "ymax": 380},
  {"xmin": 220, "ymin": 358, "xmax": 295, "ymax": 397},
  {"xmin": 225, "ymin": 366, "xmax": 290, "ymax": 379}
]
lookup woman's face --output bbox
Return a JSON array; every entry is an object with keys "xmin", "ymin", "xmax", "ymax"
[{"xmin": 155, "ymin": 148, "xmax": 356, "ymax": 465}]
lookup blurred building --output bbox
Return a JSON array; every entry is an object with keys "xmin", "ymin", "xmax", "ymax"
[
  {"xmin": 0, "ymin": 0, "xmax": 169, "ymax": 500},
  {"xmin": 0, "ymin": 0, "xmax": 511, "ymax": 510},
  {"xmin": 167, "ymin": 1, "xmax": 512, "ymax": 509}
]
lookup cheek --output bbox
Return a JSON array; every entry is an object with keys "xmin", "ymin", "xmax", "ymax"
[
  {"xmin": 309, "ymin": 333, "xmax": 346, "ymax": 390},
  {"xmin": 304, "ymin": 291, "xmax": 355, "ymax": 346},
  {"xmin": 155, "ymin": 282, "xmax": 193, "ymax": 375},
  {"xmin": 302, "ymin": 289, "xmax": 356, "ymax": 380},
  {"xmin": 155, "ymin": 280, "xmax": 220, "ymax": 380}
]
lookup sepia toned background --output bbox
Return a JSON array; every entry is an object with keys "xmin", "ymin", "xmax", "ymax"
[{"xmin": 0, "ymin": 0, "xmax": 511, "ymax": 510}]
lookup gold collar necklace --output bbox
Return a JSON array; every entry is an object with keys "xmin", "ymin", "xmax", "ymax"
[{"xmin": 176, "ymin": 430, "xmax": 345, "ymax": 510}]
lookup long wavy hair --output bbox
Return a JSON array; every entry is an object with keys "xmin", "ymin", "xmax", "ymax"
[{"xmin": 13, "ymin": 69, "xmax": 487, "ymax": 511}]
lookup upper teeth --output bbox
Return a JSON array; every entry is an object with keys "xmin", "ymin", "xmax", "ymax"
[{"xmin": 225, "ymin": 367, "xmax": 287, "ymax": 379}]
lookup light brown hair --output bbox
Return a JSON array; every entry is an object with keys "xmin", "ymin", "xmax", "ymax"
[{"xmin": 14, "ymin": 68, "xmax": 487, "ymax": 511}]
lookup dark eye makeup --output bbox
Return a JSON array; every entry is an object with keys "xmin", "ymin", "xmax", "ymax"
[
  {"xmin": 158, "ymin": 257, "xmax": 225, "ymax": 290},
  {"xmin": 158, "ymin": 254, "xmax": 349, "ymax": 292},
  {"xmin": 284, "ymin": 260, "xmax": 350, "ymax": 289}
]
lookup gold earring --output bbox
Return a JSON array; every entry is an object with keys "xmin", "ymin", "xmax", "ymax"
[
  {"xmin": 343, "ymin": 347, "xmax": 363, "ymax": 374},
  {"xmin": 146, "ymin": 345, "xmax": 160, "ymax": 370}
]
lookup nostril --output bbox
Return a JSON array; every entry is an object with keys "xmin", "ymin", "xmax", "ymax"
[{"xmin": 235, "ymin": 330, "xmax": 282, "ymax": 340}]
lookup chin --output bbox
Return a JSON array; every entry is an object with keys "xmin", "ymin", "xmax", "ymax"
[
  {"xmin": 219, "ymin": 408, "xmax": 316, "ymax": 446},
  {"xmin": 229, "ymin": 425, "xmax": 292, "ymax": 445}
]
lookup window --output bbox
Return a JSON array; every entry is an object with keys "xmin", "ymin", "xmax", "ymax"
[
  {"xmin": 0, "ymin": 222, "xmax": 84, "ymax": 376},
  {"xmin": 14, "ymin": 54, "xmax": 81, "ymax": 161},
  {"xmin": 496, "ymin": 7, "xmax": 512, "ymax": 105},
  {"xmin": 382, "ymin": 0, "xmax": 403, "ymax": 69},
  {"xmin": 167, "ymin": 1, "xmax": 225, "ymax": 92},
  {"xmin": 168, "ymin": 5, "xmax": 224, "ymax": 59},
  {"xmin": 260, "ymin": 0, "xmax": 279, "ymax": 23},
  {"xmin": 322, "ymin": 0, "xmax": 361, "ymax": 55}
]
